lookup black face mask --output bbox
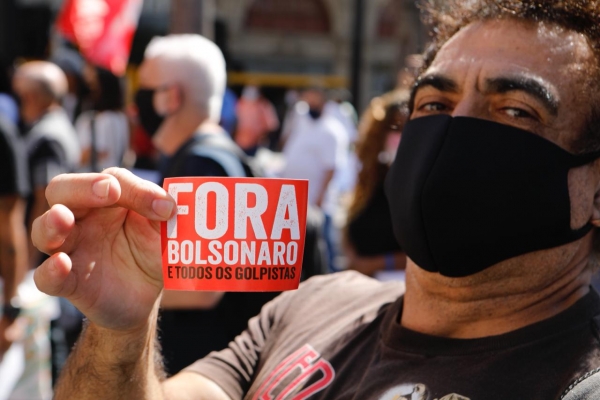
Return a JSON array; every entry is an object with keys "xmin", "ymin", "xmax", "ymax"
[
  {"xmin": 308, "ymin": 108, "xmax": 322, "ymax": 120},
  {"xmin": 385, "ymin": 115, "xmax": 600, "ymax": 277},
  {"xmin": 135, "ymin": 89, "xmax": 164, "ymax": 137}
]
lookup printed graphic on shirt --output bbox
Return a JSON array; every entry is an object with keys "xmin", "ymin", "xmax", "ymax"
[
  {"xmin": 253, "ymin": 344, "xmax": 335, "ymax": 400},
  {"xmin": 379, "ymin": 384, "xmax": 470, "ymax": 400}
]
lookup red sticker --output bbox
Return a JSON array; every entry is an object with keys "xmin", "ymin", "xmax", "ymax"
[{"xmin": 161, "ymin": 177, "xmax": 309, "ymax": 292}]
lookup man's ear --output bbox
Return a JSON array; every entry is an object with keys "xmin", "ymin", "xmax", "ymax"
[{"xmin": 155, "ymin": 85, "xmax": 183, "ymax": 116}]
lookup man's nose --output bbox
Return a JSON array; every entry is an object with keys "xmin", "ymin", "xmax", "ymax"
[{"xmin": 451, "ymin": 94, "xmax": 488, "ymax": 119}]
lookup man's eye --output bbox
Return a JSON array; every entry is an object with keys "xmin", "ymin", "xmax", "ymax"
[
  {"xmin": 420, "ymin": 102, "xmax": 447, "ymax": 112},
  {"xmin": 503, "ymin": 107, "xmax": 534, "ymax": 119}
]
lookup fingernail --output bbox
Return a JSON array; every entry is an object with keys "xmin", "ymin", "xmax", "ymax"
[
  {"xmin": 92, "ymin": 179, "xmax": 111, "ymax": 198},
  {"xmin": 152, "ymin": 199, "xmax": 174, "ymax": 219}
]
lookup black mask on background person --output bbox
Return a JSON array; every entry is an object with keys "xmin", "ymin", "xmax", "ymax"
[
  {"xmin": 308, "ymin": 108, "xmax": 322, "ymax": 120},
  {"xmin": 135, "ymin": 89, "xmax": 164, "ymax": 137},
  {"xmin": 385, "ymin": 115, "xmax": 600, "ymax": 277}
]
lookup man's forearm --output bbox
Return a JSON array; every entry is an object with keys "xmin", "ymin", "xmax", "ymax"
[{"xmin": 54, "ymin": 303, "xmax": 166, "ymax": 400}]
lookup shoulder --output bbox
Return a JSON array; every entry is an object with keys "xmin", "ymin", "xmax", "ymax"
[
  {"xmin": 180, "ymin": 153, "xmax": 229, "ymax": 177},
  {"xmin": 322, "ymin": 116, "xmax": 348, "ymax": 134},
  {"xmin": 97, "ymin": 110, "xmax": 128, "ymax": 124},
  {"xmin": 74, "ymin": 111, "xmax": 93, "ymax": 132},
  {"xmin": 272, "ymin": 271, "xmax": 404, "ymax": 323},
  {"xmin": 75, "ymin": 110, "xmax": 94, "ymax": 123},
  {"xmin": 561, "ymin": 368, "xmax": 600, "ymax": 400},
  {"xmin": 297, "ymin": 270, "xmax": 400, "ymax": 295},
  {"xmin": 0, "ymin": 116, "xmax": 18, "ymax": 143},
  {"xmin": 39, "ymin": 109, "xmax": 74, "ymax": 130},
  {"xmin": 320, "ymin": 117, "xmax": 349, "ymax": 144},
  {"xmin": 184, "ymin": 134, "xmax": 247, "ymax": 177},
  {"xmin": 32, "ymin": 110, "xmax": 77, "ymax": 143},
  {"xmin": 0, "ymin": 117, "xmax": 20, "ymax": 163}
]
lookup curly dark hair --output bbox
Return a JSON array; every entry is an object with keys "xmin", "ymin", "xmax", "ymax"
[{"xmin": 419, "ymin": 0, "xmax": 600, "ymax": 71}]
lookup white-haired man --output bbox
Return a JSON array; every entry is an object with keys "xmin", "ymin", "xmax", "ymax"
[
  {"xmin": 12, "ymin": 61, "xmax": 80, "ymax": 268},
  {"xmin": 133, "ymin": 34, "xmax": 280, "ymax": 375}
]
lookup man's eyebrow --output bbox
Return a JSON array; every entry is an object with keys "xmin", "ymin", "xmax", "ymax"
[
  {"xmin": 409, "ymin": 74, "xmax": 459, "ymax": 111},
  {"xmin": 412, "ymin": 74, "xmax": 459, "ymax": 95},
  {"xmin": 485, "ymin": 76, "xmax": 559, "ymax": 116}
]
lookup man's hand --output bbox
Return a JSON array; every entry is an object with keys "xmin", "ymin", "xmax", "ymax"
[
  {"xmin": 32, "ymin": 168, "xmax": 176, "ymax": 332},
  {"xmin": 32, "ymin": 168, "xmax": 232, "ymax": 400}
]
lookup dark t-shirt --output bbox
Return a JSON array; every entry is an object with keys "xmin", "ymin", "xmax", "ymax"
[
  {"xmin": 187, "ymin": 271, "xmax": 600, "ymax": 400},
  {"xmin": 0, "ymin": 116, "xmax": 29, "ymax": 197},
  {"xmin": 24, "ymin": 109, "xmax": 79, "ymax": 190},
  {"xmin": 347, "ymin": 182, "xmax": 402, "ymax": 256}
]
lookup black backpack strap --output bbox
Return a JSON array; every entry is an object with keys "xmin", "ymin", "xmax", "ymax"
[
  {"xmin": 166, "ymin": 133, "xmax": 260, "ymax": 178},
  {"xmin": 189, "ymin": 144, "xmax": 246, "ymax": 177}
]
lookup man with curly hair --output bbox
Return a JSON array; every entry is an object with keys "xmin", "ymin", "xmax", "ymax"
[{"xmin": 30, "ymin": 1, "xmax": 600, "ymax": 399}]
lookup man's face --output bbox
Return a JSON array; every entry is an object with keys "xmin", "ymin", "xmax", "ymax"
[
  {"xmin": 12, "ymin": 76, "xmax": 44, "ymax": 125},
  {"xmin": 302, "ymin": 89, "xmax": 326, "ymax": 112},
  {"xmin": 135, "ymin": 57, "xmax": 177, "ymax": 146},
  {"xmin": 412, "ymin": 19, "xmax": 595, "ymax": 149},
  {"xmin": 409, "ymin": 19, "xmax": 600, "ymax": 283},
  {"xmin": 138, "ymin": 58, "xmax": 163, "ymax": 92}
]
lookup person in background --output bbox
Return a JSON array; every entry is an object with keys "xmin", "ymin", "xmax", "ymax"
[
  {"xmin": 234, "ymin": 85, "xmax": 279, "ymax": 156},
  {"xmin": 13, "ymin": 60, "xmax": 81, "ymax": 385},
  {"xmin": 278, "ymin": 89, "xmax": 300, "ymax": 150},
  {"xmin": 75, "ymin": 65, "xmax": 129, "ymax": 172},
  {"xmin": 0, "ymin": 59, "xmax": 18, "ymax": 125},
  {"xmin": 324, "ymin": 88, "xmax": 359, "ymax": 194},
  {"xmin": 51, "ymin": 46, "xmax": 87, "ymax": 123},
  {"xmin": 128, "ymin": 103, "xmax": 159, "ymax": 173},
  {"xmin": 219, "ymin": 87, "xmax": 237, "ymax": 137},
  {"xmin": 344, "ymin": 90, "xmax": 409, "ymax": 276},
  {"xmin": 132, "ymin": 34, "xmax": 281, "ymax": 375},
  {"xmin": 0, "ymin": 114, "xmax": 29, "ymax": 396},
  {"xmin": 12, "ymin": 61, "xmax": 80, "ymax": 269},
  {"xmin": 0, "ymin": 113, "xmax": 57, "ymax": 400},
  {"xmin": 282, "ymin": 87, "xmax": 348, "ymax": 271},
  {"xmin": 324, "ymin": 88, "xmax": 357, "ymax": 144}
]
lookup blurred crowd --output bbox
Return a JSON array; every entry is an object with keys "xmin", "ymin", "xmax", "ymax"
[{"xmin": 0, "ymin": 33, "xmax": 411, "ymax": 399}]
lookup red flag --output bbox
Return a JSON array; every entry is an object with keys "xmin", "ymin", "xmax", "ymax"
[{"xmin": 56, "ymin": 0, "xmax": 143, "ymax": 76}]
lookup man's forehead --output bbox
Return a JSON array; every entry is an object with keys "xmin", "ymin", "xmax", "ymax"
[
  {"xmin": 440, "ymin": 20, "xmax": 588, "ymax": 60},
  {"xmin": 417, "ymin": 19, "xmax": 595, "ymax": 93}
]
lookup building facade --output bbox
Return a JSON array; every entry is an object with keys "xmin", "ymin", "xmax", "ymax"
[
  {"xmin": 215, "ymin": 0, "xmax": 424, "ymax": 109},
  {"xmin": 7, "ymin": 0, "xmax": 425, "ymax": 111}
]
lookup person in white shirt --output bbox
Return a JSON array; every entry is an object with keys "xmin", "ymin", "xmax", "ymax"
[
  {"xmin": 282, "ymin": 87, "xmax": 348, "ymax": 270},
  {"xmin": 75, "ymin": 66, "xmax": 129, "ymax": 172}
]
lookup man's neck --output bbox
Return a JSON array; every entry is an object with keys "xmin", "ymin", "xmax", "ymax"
[
  {"xmin": 27, "ymin": 103, "xmax": 59, "ymax": 125},
  {"xmin": 400, "ymin": 248, "xmax": 593, "ymax": 339}
]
